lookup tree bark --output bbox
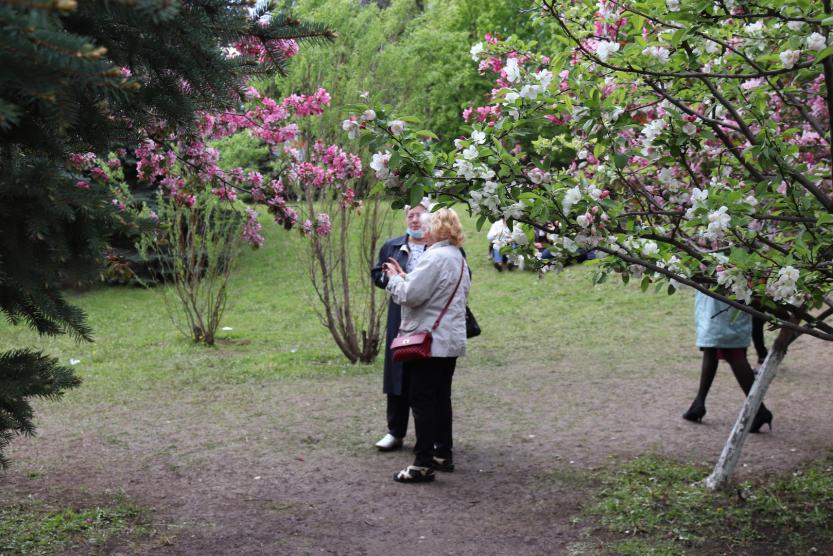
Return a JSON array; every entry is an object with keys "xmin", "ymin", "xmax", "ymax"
[{"xmin": 704, "ymin": 327, "xmax": 797, "ymax": 490}]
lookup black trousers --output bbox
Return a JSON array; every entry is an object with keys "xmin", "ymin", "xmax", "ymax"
[
  {"xmin": 405, "ymin": 357, "xmax": 456, "ymax": 467},
  {"xmin": 386, "ymin": 379, "xmax": 410, "ymax": 438}
]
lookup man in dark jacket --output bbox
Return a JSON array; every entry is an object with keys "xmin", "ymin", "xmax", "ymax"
[{"xmin": 370, "ymin": 200, "xmax": 430, "ymax": 450}]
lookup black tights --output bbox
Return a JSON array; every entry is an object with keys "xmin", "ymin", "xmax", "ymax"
[{"xmin": 692, "ymin": 348, "xmax": 757, "ymax": 405}]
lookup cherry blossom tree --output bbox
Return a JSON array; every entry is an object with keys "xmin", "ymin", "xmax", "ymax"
[{"xmin": 348, "ymin": 1, "xmax": 833, "ymax": 489}]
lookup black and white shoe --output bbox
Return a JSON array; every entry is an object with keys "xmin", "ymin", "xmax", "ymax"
[{"xmin": 393, "ymin": 465, "xmax": 435, "ymax": 483}]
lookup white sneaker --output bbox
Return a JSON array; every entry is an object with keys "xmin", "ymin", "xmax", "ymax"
[{"xmin": 375, "ymin": 433, "xmax": 403, "ymax": 451}]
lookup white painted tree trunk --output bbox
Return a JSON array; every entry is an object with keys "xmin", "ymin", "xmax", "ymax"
[{"xmin": 704, "ymin": 329, "xmax": 793, "ymax": 490}]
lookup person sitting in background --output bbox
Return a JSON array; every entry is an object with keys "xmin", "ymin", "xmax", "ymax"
[{"xmin": 486, "ymin": 218, "xmax": 512, "ymax": 271}]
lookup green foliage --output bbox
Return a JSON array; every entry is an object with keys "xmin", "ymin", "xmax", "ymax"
[
  {"xmin": 0, "ymin": 0, "xmax": 330, "ymax": 466},
  {"xmin": 0, "ymin": 496, "xmax": 150, "ymax": 555},
  {"xmin": 0, "ymin": 349, "xmax": 81, "ymax": 468},
  {"xmin": 261, "ymin": 0, "xmax": 544, "ymax": 151},
  {"xmin": 589, "ymin": 455, "xmax": 833, "ymax": 555}
]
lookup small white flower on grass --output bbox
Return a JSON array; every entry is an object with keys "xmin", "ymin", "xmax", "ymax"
[
  {"xmin": 222, "ymin": 326, "xmax": 233, "ymax": 331},
  {"xmin": 69, "ymin": 358, "xmax": 81, "ymax": 366}
]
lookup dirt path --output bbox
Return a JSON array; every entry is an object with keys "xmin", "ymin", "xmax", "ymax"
[{"xmin": 2, "ymin": 334, "xmax": 832, "ymax": 555}]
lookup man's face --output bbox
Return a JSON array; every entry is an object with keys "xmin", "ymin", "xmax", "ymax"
[{"xmin": 406, "ymin": 205, "xmax": 426, "ymax": 231}]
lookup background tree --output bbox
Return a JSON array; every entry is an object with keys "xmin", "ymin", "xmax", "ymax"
[
  {"xmin": 0, "ymin": 0, "xmax": 332, "ymax": 467},
  {"xmin": 352, "ymin": 0, "xmax": 833, "ymax": 489}
]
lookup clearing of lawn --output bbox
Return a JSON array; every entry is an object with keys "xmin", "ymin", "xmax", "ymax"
[{"xmin": 2, "ymin": 211, "xmax": 832, "ymax": 555}]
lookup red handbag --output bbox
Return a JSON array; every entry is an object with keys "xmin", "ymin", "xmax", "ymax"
[{"xmin": 390, "ymin": 258, "xmax": 465, "ymax": 363}]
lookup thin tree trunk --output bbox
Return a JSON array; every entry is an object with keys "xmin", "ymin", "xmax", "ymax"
[{"xmin": 704, "ymin": 327, "xmax": 797, "ymax": 490}]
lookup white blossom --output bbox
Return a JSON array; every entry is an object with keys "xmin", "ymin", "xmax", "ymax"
[
  {"xmin": 666, "ymin": 0, "xmax": 680, "ymax": 11},
  {"xmin": 535, "ymin": 69, "xmax": 553, "ymax": 89},
  {"xmin": 595, "ymin": 40, "xmax": 620, "ymax": 62},
  {"xmin": 787, "ymin": 20, "xmax": 805, "ymax": 32},
  {"xmin": 768, "ymin": 265, "xmax": 801, "ymax": 304},
  {"xmin": 342, "ymin": 119, "xmax": 359, "ymax": 140},
  {"xmin": 511, "ymin": 225, "xmax": 528, "ymax": 245},
  {"xmin": 389, "ymin": 119, "xmax": 406, "ymax": 136},
  {"xmin": 806, "ymin": 32, "xmax": 827, "ymax": 51},
  {"xmin": 462, "ymin": 145, "xmax": 479, "ymax": 161},
  {"xmin": 744, "ymin": 21, "xmax": 764, "ymax": 35},
  {"xmin": 520, "ymin": 83, "xmax": 543, "ymax": 99},
  {"xmin": 704, "ymin": 40, "xmax": 721, "ymax": 54},
  {"xmin": 505, "ymin": 57, "xmax": 521, "ymax": 82},
  {"xmin": 503, "ymin": 202, "xmax": 525, "ymax": 220},
  {"xmin": 691, "ymin": 187, "xmax": 709, "ymax": 205},
  {"xmin": 453, "ymin": 158, "xmax": 476, "ymax": 180},
  {"xmin": 562, "ymin": 186, "xmax": 582, "ymax": 215},
  {"xmin": 641, "ymin": 240, "xmax": 659, "ymax": 257},
  {"xmin": 642, "ymin": 46, "xmax": 671, "ymax": 64},
  {"xmin": 641, "ymin": 119, "xmax": 666, "ymax": 143},
  {"xmin": 471, "ymin": 130, "xmax": 486, "ymax": 144},
  {"xmin": 470, "ymin": 42, "xmax": 484, "ymax": 61},
  {"xmin": 779, "ymin": 49, "xmax": 801, "ymax": 69},
  {"xmin": 576, "ymin": 213, "xmax": 592, "ymax": 228},
  {"xmin": 361, "ymin": 109, "xmax": 376, "ymax": 122},
  {"xmin": 706, "ymin": 206, "xmax": 731, "ymax": 238},
  {"xmin": 369, "ymin": 151, "xmax": 391, "ymax": 179}
]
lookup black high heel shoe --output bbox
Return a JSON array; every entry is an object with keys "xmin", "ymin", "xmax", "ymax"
[
  {"xmin": 750, "ymin": 406, "xmax": 773, "ymax": 433},
  {"xmin": 682, "ymin": 401, "xmax": 706, "ymax": 423}
]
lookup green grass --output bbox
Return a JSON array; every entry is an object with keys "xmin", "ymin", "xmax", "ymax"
[
  {"xmin": 0, "ymin": 495, "xmax": 150, "ymax": 556},
  {"xmin": 0, "ymin": 208, "xmax": 697, "ymax": 401},
  {"xmin": 585, "ymin": 454, "xmax": 833, "ymax": 555}
]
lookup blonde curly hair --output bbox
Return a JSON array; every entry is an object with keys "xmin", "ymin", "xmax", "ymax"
[{"xmin": 425, "ymin": 207, "xmax": 465, "ymax": 246}]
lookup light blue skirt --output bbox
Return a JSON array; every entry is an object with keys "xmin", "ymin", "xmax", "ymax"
[{"xmin": 694, "ymin": 291, "xmax": 751, "ymax": 348}]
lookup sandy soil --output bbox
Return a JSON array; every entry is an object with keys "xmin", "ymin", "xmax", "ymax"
[{"xmin": 1, "ymin": 334, "xmax": 832, "ymax": 555}]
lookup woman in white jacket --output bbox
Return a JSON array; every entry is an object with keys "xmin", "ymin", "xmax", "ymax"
[{"xmin": 383, "ymin": 208, "xmax": 471, "ymax": 483}]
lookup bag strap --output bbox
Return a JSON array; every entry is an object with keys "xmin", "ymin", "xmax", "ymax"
[{"xmin": 431, "ymin": 256, "xmax": 465, "ymax": 331}]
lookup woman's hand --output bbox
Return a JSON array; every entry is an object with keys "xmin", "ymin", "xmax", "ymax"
[{"xmin": 383, "ymin": 257, "xmax": 406, "ymax": 278}]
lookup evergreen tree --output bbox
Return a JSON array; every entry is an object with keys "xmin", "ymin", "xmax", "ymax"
[{"xmin": 0, "ymin": 0, "xmax": 332, "ymax": 467}]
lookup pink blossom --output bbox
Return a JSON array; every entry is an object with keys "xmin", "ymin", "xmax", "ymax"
[
  {"xmin": 68, "ymin": 152, "xmax": 96, "ymax": 171},
  {"xmin": 315, "ymin": 213, "xmax": 332, "ymax": 236},
  {"xmin": 90, "ymin": 166, "xmax": 109, "ymax": 182},
  {"xmin": 107, "ymin": 158, "xmax": 121, "ymax": 169},
  {"xmin": 75, "ymin": 180, "xmax": 90, "ymax": 190},
  {"xmin": 242, "ymin": 208, "xmax": 264, "ymax": 248}
]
